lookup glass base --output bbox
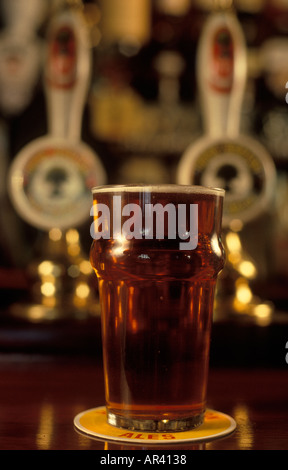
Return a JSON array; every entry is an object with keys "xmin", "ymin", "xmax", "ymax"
[{"xmin": 107, "ymin": 411, "xmax": 204, "ymax": 432}]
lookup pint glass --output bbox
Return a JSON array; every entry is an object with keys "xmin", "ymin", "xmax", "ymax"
[{"xmin": 90, "ymin": 184, "xmax": 225, "ymax": 432}]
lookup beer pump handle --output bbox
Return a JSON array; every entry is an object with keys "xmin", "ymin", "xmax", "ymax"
[
  {"xmin": 196, "ymin": 6, "xmax": 247, "ymax": 139},
  {"xmin": 44, "ymin": 7, "xmax": 91, "ymax": 142}
]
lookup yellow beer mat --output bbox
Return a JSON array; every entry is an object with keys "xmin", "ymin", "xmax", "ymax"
[{"xmin": 74, "ymin": 406, "xmax": 236, "ymax": 444}]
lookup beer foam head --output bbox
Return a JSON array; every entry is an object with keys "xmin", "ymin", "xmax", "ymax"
[{"xmin": 92, "ymin": 184, "xmax": 225, "ymax": 197}]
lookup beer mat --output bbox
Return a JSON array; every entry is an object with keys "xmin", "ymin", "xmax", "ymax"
[{"xmin": 74, "ymin": 407, "xmax": 236, "ymax": 444}]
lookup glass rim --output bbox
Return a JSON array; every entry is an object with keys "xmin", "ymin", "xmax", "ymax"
[{"xmin": 91, "ymin": 184, "xmax": 225, "ymax": 197}]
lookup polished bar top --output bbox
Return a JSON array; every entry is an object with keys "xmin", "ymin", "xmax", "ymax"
[{"xmin": 0, "ymin": 349, "xmax": 287, "ymax": 450}]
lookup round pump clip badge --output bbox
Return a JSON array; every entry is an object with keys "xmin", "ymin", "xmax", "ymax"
[
  {"xmin": 8, "ymin": 138, "xmax": 105, "ymax": 231},
  {"xmin": 177, "ymin": 135, "xmax": 276, "ymax": 227}
]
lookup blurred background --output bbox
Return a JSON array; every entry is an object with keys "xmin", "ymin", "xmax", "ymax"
[{"xmin": 0, "ymin": 0, "xmax": 287, "ymax": 367}]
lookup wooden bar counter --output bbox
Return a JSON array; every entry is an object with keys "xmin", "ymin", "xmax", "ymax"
[{"xmin": 0, "ymin": 312, "xmax": 287, "ymax": 451}]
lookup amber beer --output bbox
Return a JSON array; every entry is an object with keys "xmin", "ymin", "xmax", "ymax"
[{"xmin": 90, "ymin": 184, "xmax": 225, "ymax": 431}]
